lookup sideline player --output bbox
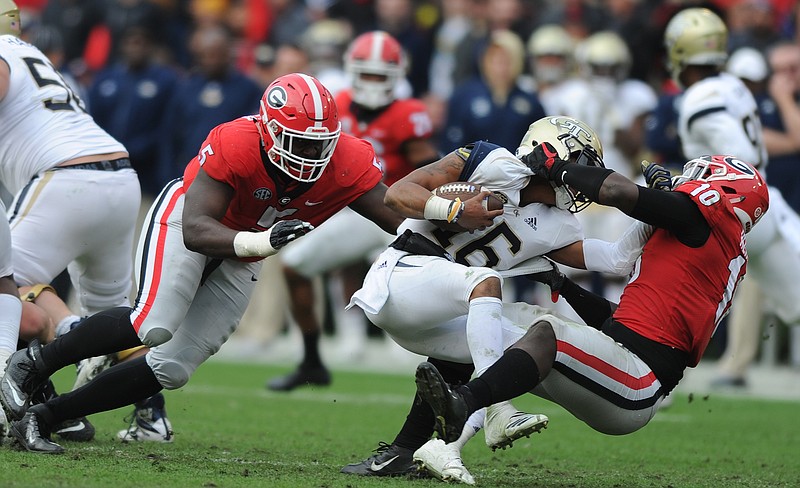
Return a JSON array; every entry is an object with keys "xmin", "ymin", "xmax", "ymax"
[
  {"xmin": 267, "ymin": 31, "xmax": 439, "ymax": 391},
  {"xmin": 0, "ymin": 73, "xmax": 405, "ymax": 453},
  {"xmin": 414, "ymin": 150, "xmax": 768, "ymax": 479}
]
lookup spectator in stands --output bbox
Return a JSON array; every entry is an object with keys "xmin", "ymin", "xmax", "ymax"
[
  {"xmin": 159, "ymin": 23, "xmax": 262, "ymax": 178},
  {"xmin": 88, "ymin": 25, "xmax": 179, "ymax": 198}
]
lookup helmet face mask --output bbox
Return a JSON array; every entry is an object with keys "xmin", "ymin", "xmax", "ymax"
[
  {"xmin": 344, "ymin": 31, "xmax": 406, "ymax": 110},
  {"xmin": 664, "ymin": 8, "xmax": 728, "ymax": 86},
  {"xmin": 0, "ymin": 0, "xmax": 20, "ymax": 37},
  {"xmin": 673, "ymin": 155, "xmax": 769, "ymax": 233},
  {"xmin": 516, "ymin": 116, "xmax": 605, "ymax": 213},
  {"xmin": 259, "ymin": 73, "xmax": 341, "ymax": 183}
]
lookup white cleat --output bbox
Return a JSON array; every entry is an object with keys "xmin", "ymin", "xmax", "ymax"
[
  {"xmin": 484, "ymin": 401, "xmax": 548, "ymax": 451},
  {"xmin": 413, "ymin": 438, "xmax": 475, "ymax": 485},
  {"xmin": 73, "ymin": 354, "xmax": 118, "ymax": 389}
]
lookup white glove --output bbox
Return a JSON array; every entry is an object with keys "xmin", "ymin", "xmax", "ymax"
[{"xmin": 233, "ymin": 219, "xmax": 314, "ymax": 258}]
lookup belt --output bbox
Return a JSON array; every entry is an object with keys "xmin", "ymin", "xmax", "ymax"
[{"xmin": 57, "ymin": 158, "xmax": 132, "ymax": 171}]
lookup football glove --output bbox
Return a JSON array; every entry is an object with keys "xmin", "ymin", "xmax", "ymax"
[
  {"xmin": 233, "ymin": 219, "xmax": 314, "ymax": 258},
  {"xmin": 641, "ymin": 160, "xmax": 672, "ymax": 192},
  {"xmin": 525, "ymin": 260, "xmax": 565, "ymax": 303},
  {"xmin": 520, "ymin": 142, "xmax": 571, "ymax": 185}
]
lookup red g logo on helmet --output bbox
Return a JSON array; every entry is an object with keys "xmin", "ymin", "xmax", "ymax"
[
  {"xmin": 674, "ymin": 155, "xmax": 769, "ymax": 233},
  {"xmin": 258, "ymin": 73, "xmax": 341, "ymax": 182}
]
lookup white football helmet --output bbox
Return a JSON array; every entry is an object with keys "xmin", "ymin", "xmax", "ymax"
[
  {"xmin": 516, "ymin": 116, "xmax": 605, "ymax": 213},
  {"xmin": 575, "ymin": 31, "xmax": 631, "ymax": 82},
  {"xmin": 344, "ymin": 30, "xmax": 407, "ymax": 110},
  {"xmin": 258, "ymin": 73, "xmax": 341, "ymax": 183},
  {"xmin": 527, "ymin": 24, "xmax": 574, "ymax": 85},
  {"xmin": 664, "ymin": 8, "xmax": 728, "ymax": 86},
  {"xmin": 0, "ymin": 0, "xmax": 20, "ymax": 37},
  {"xmin": 673, "ymin": 155, "xmax": 768, "ymax": 233}
]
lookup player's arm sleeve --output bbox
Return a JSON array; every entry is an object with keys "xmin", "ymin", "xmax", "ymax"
[
  {"xmin": 629, "ymin": 187, "xmax": 711, "ymax": 247},
  {"xmin": 558, "ymin": 277, "xmax": 615, "ymax": 330},
  {"xmin": 582, "ymin": 221, "xmax": 653, "ymax": 276}
]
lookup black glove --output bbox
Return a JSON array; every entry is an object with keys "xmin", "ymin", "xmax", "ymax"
[
  {"xmin": 520, "ymin": 142, "xmax": 571, "ymax": 185},
  {"xmin": 641, "ymin": 160, "xmax": 672, "ymax": 192},
  {"xmin": 269, "ymin": 219, "xmax": 313, "ymax": 250},
  {"xmin": 525, "ymin": 260, "xmax": 565, "ymax": 303}
]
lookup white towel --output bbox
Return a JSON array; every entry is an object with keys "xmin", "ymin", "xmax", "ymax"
[{"xmin": 347, "ymin": 247, "xmax": 405, "ymax": 315}]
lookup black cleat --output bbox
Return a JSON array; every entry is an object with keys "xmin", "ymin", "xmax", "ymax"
[
  {"xmin": 53, "ymin": 417, "xmax": 96, "ymax": 442},
  {"xmin": 9, "ymin": 406, "xmax": 64, "ymax": 454},
  {"xmin": 266, "ymin": 365, "xmax": 331, "ymax": 392},
  {"xmin": 341, "ymin": 441, "xmax": 419, "ymax": 477},
  {"xmin": 1, "ymin": 340, "xmax": 49, "ymax": 420},
  {"xmin": 415, "ymin": 362, "xmax": 469, "ymax": 444},
  {"xmin": 29, "ymin": 379, "xmax": 95, "ymax": 442}
]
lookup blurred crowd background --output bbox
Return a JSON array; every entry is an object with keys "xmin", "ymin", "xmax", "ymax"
[{"xmin": 11, "ymin": 0, "xmax": 800, "ymax": 377}]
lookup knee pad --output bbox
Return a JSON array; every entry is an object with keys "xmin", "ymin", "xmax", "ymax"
[
  {"xmin": 139, "ymin": 327, "xmax": 173, "ymax": 348},
  {"xmin": 149, "ymin": 357, "xmax": 192, "ymax": 390}
]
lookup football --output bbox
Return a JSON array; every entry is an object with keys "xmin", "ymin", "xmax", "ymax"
[{"xmin": 430, "ymin": 182, "xmax": 504, "ymax": 232}]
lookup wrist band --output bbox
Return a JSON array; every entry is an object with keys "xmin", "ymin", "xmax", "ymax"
[{"xmin": 424, "ymin": 195, "xmax": 464, "ymax": 223}]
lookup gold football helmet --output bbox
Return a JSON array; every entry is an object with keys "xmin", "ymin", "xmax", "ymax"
[
  {"xmin": 0, "ymin": 0, "xmax": 19, "ymax": 37},
  {"xmin": 527, "ymin": 25, "xmax": 574, "ymax": 84},
  {"xmin": 575, "ymin": 31, "xmax": 631, "ymax": 81},
  {"xmin": 664, "ymin": 8, "xmax": 728, "ymax": 85},
  {"xmin": 516, "ymin": 116, "xmax": 605, "ymax": 213}
]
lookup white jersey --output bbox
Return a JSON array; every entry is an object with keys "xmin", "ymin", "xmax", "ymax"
[
  {"xmin": 560, "ymin": 78, "xmax": 657, "ymax": 179},
  {"xmin": 0, "ymin": 35, "xmax": 125, "ymax": 193},
  {"xmin": 678, "ymin": 72, "xmax": 767, "ymax": 169},
  {"xmin": 400, "ymin": 142, "xmax": 583, "ymax": 277}
]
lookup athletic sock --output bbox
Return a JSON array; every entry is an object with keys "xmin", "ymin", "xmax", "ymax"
[
  {"xmin": 466, "ymin": 296, "xmax": 504, "ymax": 376},
  {"xmin": 393, "ymin": 394, "xmax": 435, "ymax": 451},
  {"xmin": 44, "ymin": 355, "xmax": 162, "ymax": 424},
  {"xmin": 301, "ymin": 330, "xmax": 323, "ymax": 368},
  {"xmin": 461, "ymin": 348, "xmax": 541, "ymax": 410},
  {"xmin": 40, "ymin": 306, "xmax": 142, "ymax": 373}
]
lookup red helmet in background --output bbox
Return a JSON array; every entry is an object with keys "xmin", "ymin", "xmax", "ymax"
[
  {"xmin": 673, "ymin": 155, "xmax": 769, "ymax": 233},
  {"xmin": 344, "ymin": 30, "xmax": 407, "ymax": 109},
  {"xmin": 258, "ymin": 73, "xmax": 341, "ymax": 182}
]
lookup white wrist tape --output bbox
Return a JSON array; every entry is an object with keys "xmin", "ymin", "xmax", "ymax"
[
  {"xmin": 424, "ymin": 194, "xmax": 463, "ymax": 223},
  {"xmin": 233, "ymin": 230, "xmax": 277, "ymax": 258}
]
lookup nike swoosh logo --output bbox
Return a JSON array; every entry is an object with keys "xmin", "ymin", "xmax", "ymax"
[
  {"xmin": 54, "ymin": 421, "xmax": 85, "ymax": 434},
  {"xmin": 305, "ymin": 200, "xmax": 323, "ymax": 206},
  {"xmin": 250, "ymin": 274, "xmax": 258, "ymax": 282},
  {"xmin": 370, "ymin": 455, "xmax": 399, "ymax": 471},
  {"xmin": 5, "ymin": 378, "xmax": 25, "ymax": 407}
]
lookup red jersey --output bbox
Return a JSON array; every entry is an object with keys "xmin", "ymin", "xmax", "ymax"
[
  {"xmin": 183, "ymin": 116, "xmax": 383, "ymax": 233},
  {"xmin": 336, "ymin": 90, "xmax": 433, "ymax": 186},
  {"xmin": 613, "ymin": 180, "xmax": 748, "ymax": 366}
]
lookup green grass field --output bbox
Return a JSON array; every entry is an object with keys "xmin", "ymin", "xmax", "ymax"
[{"xmin": 0, "ymin": 361, "xmax": 797, "ymax": 488}]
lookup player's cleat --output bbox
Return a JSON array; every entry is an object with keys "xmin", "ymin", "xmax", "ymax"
[
  {"xmin": 414, "ymin": 361, "xmax": 469, "ymax": 443},
  {"xmin": 73, "ymin": 354, "xmax": 118, "ymax": 390},
  {"xmin": 9, "ymin": 406, "xmax": 64, "ymax": 454},
  {"xmin": 266, "ymin": 365, "xmax": 331, "ymax": 392},
  {"xmin": 1, "ymin": 340, "xmax": 49, "ymax": 420},
  {"xmin": 413, "ymin": 438, "xmax": 475, "ymax": 485},
  {"xmin": 340, "ymin": 441, "xmax": 418, "ymax": 477},
  {"xmin": 53, "ymin": 416, "xmax": 96, "ymax": 442},
  {"xmin": 28, "ymin": 379, "xmax": 96, "ymax": 442},
  {"xmin": 117, "ymin": 392, "xmax": 173, "ymax": 443},
  {"xmin": 484, "ymin": 401, "xmax": 548, "ymax": 451}
]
